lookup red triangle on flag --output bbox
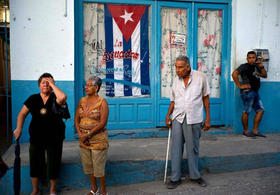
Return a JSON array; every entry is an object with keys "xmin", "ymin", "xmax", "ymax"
[{"xmin": 107, "ymin": 4, "xmax": 147, "ymax": 42}]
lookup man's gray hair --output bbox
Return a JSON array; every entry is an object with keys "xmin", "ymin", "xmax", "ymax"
[
  {"xmin": 88, "ymin": 76, "xmax": 102, "ymax": 93},
  {"xmin": 176, "ymin": 56, "xmax": 190, "ymax": 66}
]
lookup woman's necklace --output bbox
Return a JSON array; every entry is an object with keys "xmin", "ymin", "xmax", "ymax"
[{"xmin": 40, "ymin": 93, "xmax": 50, "ymax": 115}]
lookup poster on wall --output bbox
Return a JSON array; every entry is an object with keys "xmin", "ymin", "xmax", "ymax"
[
  {"xmin": 103, "ymin": 4, "xmax": 150, "ymax": 97},
  {"xmin": 170, "ymin": 32, "xmax": 186, "ymax": 46}
]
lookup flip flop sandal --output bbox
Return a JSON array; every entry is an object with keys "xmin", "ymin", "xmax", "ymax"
[{"xmin": 87, "ymin": 189, "xmax": 99, "ymax": 195}]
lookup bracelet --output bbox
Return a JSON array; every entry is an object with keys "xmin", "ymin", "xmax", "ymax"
[{"xmin": 87, "ymin": 131, "xmax": 92, "ymax": 139}]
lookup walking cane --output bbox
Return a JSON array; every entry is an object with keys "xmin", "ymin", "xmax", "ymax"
[
  {"xmin": 164, "ymin": 127, "xmax": 171, "ymax": 183},
  {"xmin": 14, "ymin": 139, "xmax": 21, "ymax": 195}
]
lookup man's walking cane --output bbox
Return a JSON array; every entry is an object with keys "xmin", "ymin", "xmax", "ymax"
[{"xmin": 164, "ymin": 127, "xmax": 171, "ymax": 183}]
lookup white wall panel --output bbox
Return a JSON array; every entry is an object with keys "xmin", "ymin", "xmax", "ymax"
[
  {"xmin": 232, "ymin": 0, "xmax": 280, "ymax": 81},
  {"xmin": 10, "ymin": 0, "xmax": 74, "ymax": 81}
]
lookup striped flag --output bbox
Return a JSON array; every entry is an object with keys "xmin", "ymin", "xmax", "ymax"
[{"xmin": 103, "ymin": 4, "xmax": 150, "ymax": 97}]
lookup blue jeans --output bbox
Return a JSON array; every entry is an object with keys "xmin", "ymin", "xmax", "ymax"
[
  {"xmin": 170, "ymin": 117, "xmax": 202, "ymax": 181},
  {"xmin": 241, "ymin": 90, "xmax": 264, "ymax": 113}
]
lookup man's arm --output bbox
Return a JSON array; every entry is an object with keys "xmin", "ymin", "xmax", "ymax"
[
  {"xmin": 257, "ymin": 61, "xmax": 267, "ymax": 78},
  {"xmin": 165, "ymin": 101, "xmax": 174, "ymax": 128},
  {"xmin": 232, "ymin": 69, "xmax": 251, "ymax": 90},
  {"xmin": 202, "ymin": 95, "xmax": 211, "ymax": 131}
]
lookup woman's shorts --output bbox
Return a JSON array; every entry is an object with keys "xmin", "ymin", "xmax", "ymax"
[
  {"xmin": 80, "ymin": 147, "xmax": 108, "ymax": 177},
  {"xmin": 29, "ymin": 142, "xmax": 63, "ymax": 179}
]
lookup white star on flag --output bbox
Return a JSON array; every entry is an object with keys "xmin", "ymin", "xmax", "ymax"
[{"xmin": 120, "ymin": 10, "xmax": 134, "ymax": 24}]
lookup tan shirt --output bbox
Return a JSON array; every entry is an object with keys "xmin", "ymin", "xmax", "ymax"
[
  {"xmin": 170, "ymin": 70, "xmax": 210, "ymax": 124},
  {"xmin": 78, "ymin": 96, "xmax": 109, "ymax": 150}
]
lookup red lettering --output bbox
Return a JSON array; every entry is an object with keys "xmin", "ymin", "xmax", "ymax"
[{"xmin": 120, "ymin": 51, "xmax": 124, "ymax": 58}]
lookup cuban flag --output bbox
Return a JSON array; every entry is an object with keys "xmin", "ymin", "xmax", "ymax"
[{"xmin": 103, "ymin": 4, "xmax": 150, "ymax": 97}]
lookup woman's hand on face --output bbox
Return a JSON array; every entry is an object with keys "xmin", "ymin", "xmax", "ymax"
[{"xmin": 45, "ymin": 77, "xmax": 55, "ymax": 88}]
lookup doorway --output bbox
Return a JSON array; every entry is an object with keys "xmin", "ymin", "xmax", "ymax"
[
  {"xmin": 0, "ymin": 4, "xmax": 11, "ymax": 155},
  {"xmin": 76, "ymin": 0, "xmax": 230, "ymax": 130}
]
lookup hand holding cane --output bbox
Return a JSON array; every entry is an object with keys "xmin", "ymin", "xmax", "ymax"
[{"xmin": 164, "ymin": 127, "xmax": 171, "ymax": 183}]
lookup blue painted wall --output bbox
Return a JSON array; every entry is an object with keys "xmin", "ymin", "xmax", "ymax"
[
  {"xmin": 11, "ymin": 81, "xmax": 76, "ymax": 143},
  {"xmin": 11, "ymin": 80, "xmax": 280, "ymax": 143},
  {"xmin": 231, "ymin": 81, "xmax": 280, "ymax": 134}
]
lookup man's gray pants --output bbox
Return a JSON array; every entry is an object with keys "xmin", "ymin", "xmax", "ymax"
[{"xmin": 170, "ymin": 117, "xmax": 202, "ymax": 181}]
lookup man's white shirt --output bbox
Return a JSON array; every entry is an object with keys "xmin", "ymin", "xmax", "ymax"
[{"xmin": 170, "ymin": 70, "xmax": 210, "ymax": 124}]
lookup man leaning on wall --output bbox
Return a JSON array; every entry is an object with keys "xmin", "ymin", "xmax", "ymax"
[{"xmin": 232, "ymin": 51, "xmax": 267, "ymax": 138}]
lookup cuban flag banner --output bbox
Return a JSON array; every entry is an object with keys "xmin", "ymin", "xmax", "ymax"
[{"xmin": 103, "ymin": 4, "xmax": 150, "ymax": 97}]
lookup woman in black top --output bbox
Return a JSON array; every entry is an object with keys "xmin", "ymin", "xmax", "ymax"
[{"xmin": 13, "ymin": 73, "xmax": 68, "ymax": 195}]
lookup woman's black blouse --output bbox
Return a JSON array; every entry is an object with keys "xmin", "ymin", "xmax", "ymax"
[{"xmin": 24, "ymin": 92, "xmax": 65, "ymax": 144}]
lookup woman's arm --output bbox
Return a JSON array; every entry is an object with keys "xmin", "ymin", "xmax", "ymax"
[
  {"xmin": 13, "ymin": 105, "xmax": 29, "ymax": 140},
  {"xmin": 74, "ymin": 99, "xmax": 88, "ymax": 144},
  {"xmin": 45, "ymin": 77, "xmax": 67, "ymax": 105}
]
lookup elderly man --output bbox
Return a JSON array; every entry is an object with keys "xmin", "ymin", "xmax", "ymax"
[{"xmin": 165, "ymin": 56, "xmax": 211, "ymax": 189}]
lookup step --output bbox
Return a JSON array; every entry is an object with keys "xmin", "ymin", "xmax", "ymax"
[{"xmin": 1, "ymin": 131, "xmax": 280, "ymax": 194}]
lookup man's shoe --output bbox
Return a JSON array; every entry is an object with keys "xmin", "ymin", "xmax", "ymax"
[
  {"xmin": 191, "ymin": 178, "xmax": 207, "ymax": 187},
  {"xmin": 167, "ymin": 179, "xmax": 181, "ymax": 189},
  {"xmin": 242, "ymin": 131, "xmax": 256, "ymax": 138},
  {"xmin": 252, "ymin": 132, "xmax": 266, "ymax": 137}
]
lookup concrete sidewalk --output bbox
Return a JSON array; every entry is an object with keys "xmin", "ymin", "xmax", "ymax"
[
  {"xmin": 60, "ymin": 166, "xmax": 280, "ymax": 195},
  {"xmin": 1, "ymin": 131, "xmax": 280, "ymax": 194}
]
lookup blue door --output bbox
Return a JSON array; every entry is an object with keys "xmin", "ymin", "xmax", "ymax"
[
  {"xmin": 193, "ymin": 4, "xmax": 229, "ymax": 125},
  {"xmin": 76, "ymin": 1, "xmax": 230, "ymax": 130},
  {"xmin": 157, "ymin": 2, "xmax": 229, "ymax": 126},
  {"xmin": 77, "ymin": 1, "xmax": 157, "ymax": 129}
]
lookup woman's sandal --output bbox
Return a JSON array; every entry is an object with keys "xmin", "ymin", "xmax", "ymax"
[{"xmin": 87, "ymin": 189, "xmax": 99, "ymax": 195}]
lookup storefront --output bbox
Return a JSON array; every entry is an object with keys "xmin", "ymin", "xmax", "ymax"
[{"xmin": 75, "ymin": 0, "xmax": 232, "ymax": 129}]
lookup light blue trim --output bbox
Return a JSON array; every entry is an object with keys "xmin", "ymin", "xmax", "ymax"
[
  {"xmin": 225, "ymin": 2, "xmax": 232, "ymax": 127},
  {"xmin": 74, "ymin": 0, "xmax": 84, "ymax": 109}
]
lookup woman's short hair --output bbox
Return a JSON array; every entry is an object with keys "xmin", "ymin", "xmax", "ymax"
[
  {"xmin": 38, "ymin": 73, "xmax": 53, "ymax": 86},
  {"xmin": 88, "ymin": 76, "xmax": 102, "ymax": 93}
]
